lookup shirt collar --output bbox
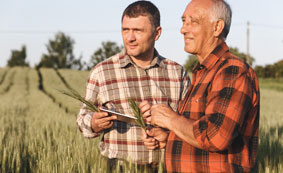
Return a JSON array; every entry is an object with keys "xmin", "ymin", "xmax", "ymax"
[
  {"xmin": 119, "ymin": 49, "xmax": 165, "ymax": 69},
  {"xmin": 193, "ymin": 42, "xmax": 229, "ymax": 72}
]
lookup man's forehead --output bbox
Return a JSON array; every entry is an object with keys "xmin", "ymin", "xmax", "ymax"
[
  {"xmin": 122, "ymin": 14, "xmax": 150, "ymax": 21},
  {"xmin": 182, "ymin": 1, "xmax": 211, "ymax": 19},
  {"xmin": 121, "ymin": 15, "xmax": 153, "ymax": 30}
]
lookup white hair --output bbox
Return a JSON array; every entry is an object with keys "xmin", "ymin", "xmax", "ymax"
[{"xmin": 210, "ymin": 0, "xmax": 232, "ymax": 39}]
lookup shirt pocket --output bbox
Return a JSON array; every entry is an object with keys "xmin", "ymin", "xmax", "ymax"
[{"xmin": 188, "ymin": 96, "xmax": 207, "ymax": 120}]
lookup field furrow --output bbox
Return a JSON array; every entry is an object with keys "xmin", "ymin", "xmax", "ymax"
[
  {"xmin": 0, "ymin": 68, "xmax": 8, "ymax": 85},
  {"xmin": 0, "ymin": 68, "xmax": 105, "ymax": 172},
  {"xmin": 0, "ymin": 68, "xmax": 16, "ymax": 95},
  {"xmin": 36, "ymin": 67, "xmax": 71, "ymax": 114},
  {"xmin": 57, "ymin": 68, "xmax": 89, "ymax": 94}
]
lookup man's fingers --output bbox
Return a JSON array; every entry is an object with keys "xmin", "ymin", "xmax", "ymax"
[
  {"xmin": 141, "ymin": 129, "xmax": 147, "ymax": 139},
  {"xmin": 141, "ymin": 128, "xmax": 161, "ymax": 150},
  {"xmin": 139, "ymin": 100, "xmax": 149, "ymax": 109},
  {"xmin": 142, "ymin": 110, "xmax": 151, "ymax": 118},
  {"xmin": 95, "ymin": 115, "xmax": 116, "ymax": 124},
  {"xmin": 142, "ymin": 130, "xmax": 156, "ymax": 143},
  {"xmin": 103, "ymin": 121, "xmax": 114, "ymax": 129},
  {"xmin": 99, "ymin": 121, "xmax": 113, "ymax": 128},
  {"xmin": 145, "ymin": 145, "xmax": 158, "ymax": 150},
  {"xmin": 139, "ymin": 101, "xmax": 151, "ymax": 114},
  {"xmin": 144, "ymin": 140, "xmax": 159, "ymax": 150},
  {"xmin": 146, "ymin": 129, "xmax": 154, "ymax": 137},
  {"xmin": 145, "ymin": 117, "xmax": 151, "ymax": 124},
  {"xmin": 93, "ymin": 112, "xmax": 109, "ymax": 119}
]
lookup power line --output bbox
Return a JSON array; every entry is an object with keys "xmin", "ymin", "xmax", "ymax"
[
  {"xmin": 0, "ymin": 23, "xmax": 282, "ymax": 35},
  {"xmin": 0, "ymin": 30, "xmax": 121, "ymax": 34},
  {"xmin": 0, "ymin": 28, "xmax": 180, "ymax": 34},
  {"xmin": 234, "ymin": 22, "xmax": 283, "ymax": 30}
]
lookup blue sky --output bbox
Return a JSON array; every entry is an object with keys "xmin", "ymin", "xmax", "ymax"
[{"xmin": 1, "ymin": 0, "xmax": 283, "ymax": 67}]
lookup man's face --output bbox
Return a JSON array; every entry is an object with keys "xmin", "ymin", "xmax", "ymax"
[
  {"xmin": 121, "ymin": 15, "xmax": 159, "ymax": 59},
  {"xmin": 180, "ymin": 0, "xmax": 215, "ymax": 57}
]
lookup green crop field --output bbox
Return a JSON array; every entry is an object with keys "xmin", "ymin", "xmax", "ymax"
[{"xmin": 0, "ymin": 67, "xmax": 282, "ymax": 172}]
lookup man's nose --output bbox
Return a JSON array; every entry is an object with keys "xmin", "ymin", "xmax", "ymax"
[
  {"xmin": 180, "ymin": 24, "xmax": 186, "ymax": 35},
  {"xmin": 180, "ymin": 21, "xmax": 191, "ymax": 35},
  {"xmin": 127, "ymin": 31, "xmax": 136, "ymax": 41}
]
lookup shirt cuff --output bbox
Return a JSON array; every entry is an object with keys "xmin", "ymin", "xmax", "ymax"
[
  {"xmin": 192, "ymin": 120, "xmax": 210, "ymax": 150},
  {"xmin": 83, "ymin": 113, "xmax": 101, "ymax": 138}
]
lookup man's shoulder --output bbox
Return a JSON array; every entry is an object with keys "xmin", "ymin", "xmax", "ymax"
[
  {"xmin": 218, "ymin": 51, "xmax": 255, "ymax": 77},
  {"xmin": 222, "ymin": 52, "xmax": 250, "ymax": 69},
  {"xmin": 160, "ymin": 56, "xmax": 184, "ymax": 71},
  {"xmin": 91, "ymin": 51, "xmax": 125, "ymax": 72}
]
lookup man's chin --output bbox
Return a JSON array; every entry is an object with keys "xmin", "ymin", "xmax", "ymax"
[
  {"xmin": 184, "ymin": 47, "xmax": 195, "ymax": 54},
  {"xmin": 125, "ymin": 49, "xmax": 138, "ymax": 57}
]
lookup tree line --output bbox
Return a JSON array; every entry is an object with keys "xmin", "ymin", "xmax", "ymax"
[
  {"xmin": 6, "ymin": 31, "xmax": 283, "ymax": 78},
  {"xmin": 7, "ymin": 32, "xmax": 123, "ymax": 70},
  {"xmin": 254, "ymin": 60, "xmax": 283, "ymax": 78}
]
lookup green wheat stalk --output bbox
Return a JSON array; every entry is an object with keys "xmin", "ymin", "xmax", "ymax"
[
  {"xmin": 58, "ymin": 87, "xmax": 98, "ymax": 112},
  {"xmin": 128, "ymin": 99, "xmax": 146, "ymax": 130}
]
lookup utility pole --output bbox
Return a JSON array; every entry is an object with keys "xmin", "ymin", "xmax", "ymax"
[{"xmin": 246, "ymin": 21, "xmax": 250, "ymax": 64}]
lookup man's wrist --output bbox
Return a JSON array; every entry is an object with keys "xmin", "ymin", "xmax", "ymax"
[
  {"xmin": 167, "ymin": 112, "xmax": 179, "ymax": 132},
  {"xmin": 91, "ymin": 125, "xmax": 102, "ymax": 133}
]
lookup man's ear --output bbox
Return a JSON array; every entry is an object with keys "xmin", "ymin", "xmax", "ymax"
[
  {"xmin": 213, "ymin": 19, "xmax": 225, "ymax": 37},
  {"xmin": 154, "ymin": 26, "xmax": 162, "ymax": 41}
]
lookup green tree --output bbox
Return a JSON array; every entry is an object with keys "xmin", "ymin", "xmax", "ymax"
[
  {"xmin": 229, "ymin": 47, "xmax": 255, "ymax": 66},
  {"xmin": 89, "ymin": 41, "xmax": 123, "ymax": 69},
  {"xmin": 39, "ymin": 32, "xmax": 79, "ymax": 69},
  {"xmin": 254, "ymin": 65, "xmax": 265, "ymax": 78},
  {"xmin": 7, "ymin": 45, "xmax": 29, "ymax": 67},
  {"xmin": 255, "ymin": 59, "xmax": 283, "ymax": 78},
  {"xmin": 184, "ymin": 55, "xmax": 198, "ymax": 72},
  {"xmin": 274, "ymin": 59, "xmax": 283, "ymax": 78}
]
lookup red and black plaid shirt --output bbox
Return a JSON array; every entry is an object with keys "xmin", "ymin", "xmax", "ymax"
[{"xmin": 165, "ymin": 42, "xmax": 260, "ymax": 172}]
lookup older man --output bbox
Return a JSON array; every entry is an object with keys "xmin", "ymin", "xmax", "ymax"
[{"xmin": 140, "ymin": 0, "xmax": 260, "ymax": 172}]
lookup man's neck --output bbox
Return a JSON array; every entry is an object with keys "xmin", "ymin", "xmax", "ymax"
[
  {"xmin": 130, "ymin": 50, "xmax": 155, "ymax": 69},
  {"xmin": 197, "ymin": 39, "xmax": 223, "ymax": 63}
]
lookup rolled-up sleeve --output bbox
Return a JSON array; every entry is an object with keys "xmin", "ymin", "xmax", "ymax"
[{"xmin": 77, "ymin": 69, "xmax": 101, "ymax": 138}]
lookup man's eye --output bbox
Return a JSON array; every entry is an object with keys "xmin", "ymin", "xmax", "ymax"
[
  {"xmin": 191, "ymin": 19, "xmax": 199, "ymax": 24},
  {"xmin": 134, "ymin": 29, "xmax": 142, "ymax": 33}
]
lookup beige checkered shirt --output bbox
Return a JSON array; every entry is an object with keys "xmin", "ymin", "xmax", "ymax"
[{"xmin": 77, "ymin": 49, "xmax": 190, "ymax": 164}]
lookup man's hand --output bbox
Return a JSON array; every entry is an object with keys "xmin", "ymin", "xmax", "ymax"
[
  {"xmin": 139, "ymin": 100, "xmax": 152, "ymax": 123},
  {"xmin": 141, "ymin": 129, "xmax": 159, "ymax": 150},
  {"xmin": 151, "ymin": 104, "xmax": 178, "ymax": 129},
  {"xmin": 91, "ymin": 111, "xmax": 117, "ymax": 133},
  {"xmin": 147, "ymin": 127, "xmax": 169, "ymax": 149},
  {"xmin": 141, "ymin": 127, "xmax": 169, "ymax": 149}
]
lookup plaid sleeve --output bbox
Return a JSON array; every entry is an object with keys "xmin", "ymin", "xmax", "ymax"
[
  {"xmin": 77, "ymin": 68, "xmax": 101, "ymax": 138},
  {"xmin": 181, "ymin": 69, "xmax": 191, "ymax": 101},
  {"xmin": 193, "ymin": 64, "xmax": 254, "ymax": 151}
]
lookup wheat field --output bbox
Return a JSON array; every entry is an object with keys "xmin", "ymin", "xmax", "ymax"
[{"xmin": 0, "ymin": 67, "xmax": 282, "ymax": 172}]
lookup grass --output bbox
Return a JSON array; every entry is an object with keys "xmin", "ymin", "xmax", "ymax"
[
  {"xmin": 0, "ymin": 67, "xmax": 282, "ymax": 172},
  {"xmin": 259, "ymin": 78, "xmax": 283, "ymax": 92},
  {"xmin": 254, "ymin": 87, "xmax": 283, "ymax": 172}
]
